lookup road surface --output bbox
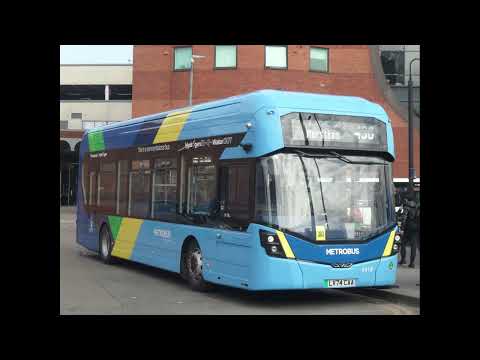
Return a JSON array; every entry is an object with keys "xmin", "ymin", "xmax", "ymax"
[{"xmin": 60, "ymin": 207, "xmax": 418, "ymax": 315}]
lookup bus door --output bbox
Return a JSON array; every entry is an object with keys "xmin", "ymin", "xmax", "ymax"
[{"xmin": 213, "ymin": 160, "xmax": 254, "ymax": 283}]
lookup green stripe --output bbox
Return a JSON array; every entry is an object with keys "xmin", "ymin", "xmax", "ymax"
[
  {"xmin": 88, "ymin": 130, "xmax": 105, "ymax": 152},
  {"xmin": 108, "ymin": 216, "xmax": 123, "ymax": 241}
]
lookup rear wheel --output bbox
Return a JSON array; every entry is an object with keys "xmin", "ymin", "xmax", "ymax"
[
  {"xmin": 99, "ymin": 226, "xmax": 116, "ymax": 264},
  {"xmin": 183, "ymin": 240, "xmax": 212, "ymax": 292}
]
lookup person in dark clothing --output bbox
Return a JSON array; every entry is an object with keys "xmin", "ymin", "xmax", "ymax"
[{"xmin": 399, "ymin": 196, "xmax": 419, "ymax": 268}]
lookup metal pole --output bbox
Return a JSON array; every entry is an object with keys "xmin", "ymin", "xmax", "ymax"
[
  {"xmin": 189, "ymin": 58, "xmax": 194, "ymax": 106},
  {"xmin": 408, "ymin": 57, "xmax": 420, "ymax": 196}
]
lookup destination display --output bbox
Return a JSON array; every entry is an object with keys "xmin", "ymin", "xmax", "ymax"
[{"xmin": 281, "ymin": 112, "xmax": 387, "ymax": 151}]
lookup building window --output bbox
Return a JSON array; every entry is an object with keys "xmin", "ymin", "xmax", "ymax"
[
  {"xmin": 215, "ymin": 45, "xmax": 237, "ymax": 69},
  {"xmin": 83, "ymin": 121, "xmax": 108, "ymax": 130},
  {"xmin": 60, "ymin": 120, "xmax": 68, "ymax": 129},
  {"xmin": 83, "ymin": 121, "xmax": 93, "ymax": 130},
  {"xmin": 71, "ymin": 112, "xmax": 83, "ymax": 119},
  {"xmin": 60, "ymin": 85, "xmax": 105, "ymax": 100},
  {"xmin": 109, "ymin": 85, "xmax": 132, "ymax": 100},
  {"xmin": 310, "ymin": 47, "xmax": 329, "ymax": 72},
  {"xmin": 152, "ymin": 158, "xmax": 178, "ymax": 219},
  {"xmin": 381, "ymin": 51, "xmax": 405, "ymax": 86},
  {"xmin": 174, "ymin": 47, "xmax": 192, "ymax": 71},
  {"xmin": 265, "ymin": 46, "xmax": 287, "ymax": 69}
]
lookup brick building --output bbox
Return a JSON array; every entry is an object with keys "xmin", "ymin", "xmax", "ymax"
[{"xmin": 132, "ymin": 45, "xmax": 420, "ymax": 186}]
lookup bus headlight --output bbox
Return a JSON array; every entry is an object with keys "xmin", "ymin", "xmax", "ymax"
[
  {"xmin": 260, "ymin": 230, "xmax": 286, "ymax": 258},
  {"xmin": 391, "ymin": 230, "xmax": 401, "ymax": 255}
]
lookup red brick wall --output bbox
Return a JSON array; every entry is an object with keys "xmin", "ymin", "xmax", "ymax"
[{"xmin": 132, "ymin": 45, "xmax": 420, "ymax": 178}]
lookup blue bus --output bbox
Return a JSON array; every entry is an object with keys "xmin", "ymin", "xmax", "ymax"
[{"xmin": 77, "ymin": 90, "xmax": 400, "ymax": 291}]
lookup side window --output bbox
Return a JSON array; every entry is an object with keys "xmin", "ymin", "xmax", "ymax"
[
  {"xmin": 89, "ymin": 171, "xmax": 97, "ymax": 207},
  {"xmin": 219, "ymin": 162, "xmax": 251, "ymax": 229},
  {"xmin": 186, "ymin": 155, "xmax": 216, "ymax": 216},
  {"xmin": 98, "ymin": 161, "xmax": 117, "ymax": 212},
  {"xmin": 152, "ymin": 158, "xmax": 178, "ymax": 219},
  {"xmin": 128, "ymin": 160, "xmax": 151, "ymax": 219},
  {"xmin": 82, "ymin": 159, "xmax": 89, "ymax": 206},
  {"xmin": 254, "ymin": 158, "xmax": 278, "ymax": 225},
  {"xmin": 117, "ymin": 160, "xmax": 129, "ymax": 215}
]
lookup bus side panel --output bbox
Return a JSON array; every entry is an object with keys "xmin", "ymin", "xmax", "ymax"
[
  {"xmin": 128, "ymin": 220, "xmax": 178, "ymax": 273},
  {"xmin": 129, "ymin": 220, "xmax": 199, "ymax": 273},
  {"xmin": 76, "ymin": 139, "xmax": 101, "ymax": 253},
  {"xmin": 122, "ymin": 220, "xmax": 251, "ymax": 288},
  {"xmin": 202, "ymin": 229, "xmax": 252, "ymax": 289},
  {"xmin": 76, "ymin": 203, "xmax": 101, "ymax": 252}
]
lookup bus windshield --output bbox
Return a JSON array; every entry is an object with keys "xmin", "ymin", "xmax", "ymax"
[{"xmin": 255, "ymin": 152, "xmax": 395, "ymax": 242}]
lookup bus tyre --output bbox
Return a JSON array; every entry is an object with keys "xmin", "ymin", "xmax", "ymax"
[
  {"xmin": 184, "ymin": 240, "xmax": 211, "ymax": 292},
  {"xmin": 99, "ymin": 226, "xmax": 116, "ymax": 264}
]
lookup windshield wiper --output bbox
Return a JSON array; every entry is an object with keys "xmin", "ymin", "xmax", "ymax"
[
  {"xmin": 297, "ymin": 156, "xmax": 317, "ymax": 237},
  {"xmin": 293, "ymin": 149, "xmax": 387, "ymax": 165},
  {"xmin": 312, "ymin": 158, "xmax": 329, "ymax": 230}
]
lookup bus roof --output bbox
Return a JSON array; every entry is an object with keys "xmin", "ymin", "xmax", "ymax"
[{"xmin": 88, "ymin": 90, "xmax": 388, "ymax": 134}]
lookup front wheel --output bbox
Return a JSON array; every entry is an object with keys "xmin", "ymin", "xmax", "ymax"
[
  {"xmin": 183, "ymin": 241, "xmax": 212, "ymax": 292},
  {"xmin": 99, "ymin": 226, "xmax": 116, "ymax": 264}
]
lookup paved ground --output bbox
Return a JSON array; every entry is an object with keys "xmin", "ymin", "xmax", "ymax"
[{"xmin": 60, "ymin": 207, "xmax": 419, "ymax": 315}]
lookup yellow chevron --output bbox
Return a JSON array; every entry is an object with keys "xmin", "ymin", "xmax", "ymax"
[
  {"xmin": 111, "ymin": 218, "xmax": 144, "ymax": 259},
  {"xmin": 276, "ymin": 230, "xmax": 295, "ymax": 259},
  {"xmin": 153, "ymin": 109, "xmax": 192, "ymax": 144},
  {"xmin": 382, "ymin": 230, "xmax": 397, "ymax": 257}
]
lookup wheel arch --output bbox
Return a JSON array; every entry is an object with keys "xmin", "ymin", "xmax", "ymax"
[
  {"xmin": 97, "ymin": 220, "xmax": 110, "ymax": 253},
  {"xmin": 179, "ymin": 235, "xmax": 198, "ymax": 278}
]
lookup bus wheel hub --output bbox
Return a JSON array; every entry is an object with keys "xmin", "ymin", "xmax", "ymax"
[{"xmin": 189, "ymin": 250, "xmax": 203, "ymax": 279}]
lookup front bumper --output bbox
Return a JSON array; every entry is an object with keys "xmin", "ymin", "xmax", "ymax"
[{"xmin": 248, "ymin": 253, "xmax": 398, "ymax": 290}]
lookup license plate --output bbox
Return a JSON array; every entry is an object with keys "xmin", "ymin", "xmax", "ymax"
[{"xmin": 325, "ymin": 279, "xmax": 356, "ymax": 288}]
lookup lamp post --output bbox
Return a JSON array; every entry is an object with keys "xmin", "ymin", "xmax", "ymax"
[
  {"xmin": 408, "ymin": 57, "xmax": 420, "ymax": 197},
  {"xmin": 189, "ymin": 54, "xmax": 206, "ymax": 106}
]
